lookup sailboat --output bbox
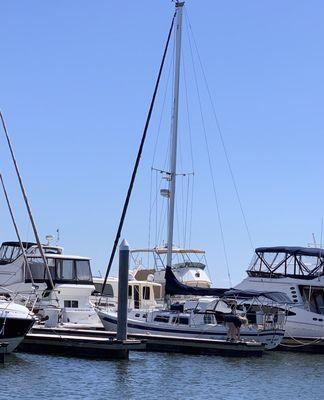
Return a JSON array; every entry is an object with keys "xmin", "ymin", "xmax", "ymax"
[{"xmin": 96, "ymin": 1, "xmax": 287, "ymax": 350}]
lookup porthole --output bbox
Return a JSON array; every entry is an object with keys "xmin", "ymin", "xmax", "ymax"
[
  {"xmin": 290, "ymin": 287, "xmax": 295, "ymax": 290},
  {"xmin": 293, "ymin": 300, "xmax": 298, "ymax": 303},
  {"xmin": 292, "ymin": 295, "xmax": 297, "ymax": 298},
  {"xmin": 291, "ymin": 291, "xmax": 296, "ymax": 294},
  {"xmin": 313, "ymin": 318, "xmax": 318, "ymax": 321},
  {"xmin": 319, "ymin": 319, "xmax": 323, "ymax": 322}
]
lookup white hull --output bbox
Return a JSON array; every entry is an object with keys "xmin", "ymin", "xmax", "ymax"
[
  {"xmin": 97, "ymin": 310, "xmax": 284, "ymax": 350},
  {"xmin": 236, "ymin": 276, "xmax": 324, "ymax": 342}
]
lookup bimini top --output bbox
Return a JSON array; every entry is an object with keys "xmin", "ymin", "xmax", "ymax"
[
  {"xmin": 256, "ymin": 246, "xmax": 324, "ymax": 258},
  {"xmin": 248, "ymin": 246, "xmax": 324, "ymax": 279}
]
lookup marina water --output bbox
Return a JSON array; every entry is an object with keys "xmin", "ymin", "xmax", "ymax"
[{"xmin": 2, "ymin": 351, "xmax": 323, "ymax": 399}]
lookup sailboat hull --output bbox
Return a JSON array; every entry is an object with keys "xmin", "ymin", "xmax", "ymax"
[{"xmin": 97, "ymin": 310, "xmax": 284, "ymax": 350}]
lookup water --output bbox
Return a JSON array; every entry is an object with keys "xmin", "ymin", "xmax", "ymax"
[{"xmin": 1, "ymin": 351, "xmax": 323, "ymax": 399}]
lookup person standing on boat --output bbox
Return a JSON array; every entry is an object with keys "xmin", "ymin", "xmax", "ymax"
[{"xmin": 224, "ymin": 313, "xmax": 245, "ymax": 341}]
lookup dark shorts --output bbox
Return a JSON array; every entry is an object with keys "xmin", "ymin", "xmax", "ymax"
[{"xmin": 224, "ymin": 315, "xmax": 242, "ymax": 328}]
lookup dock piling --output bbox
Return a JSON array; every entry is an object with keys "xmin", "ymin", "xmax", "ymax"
[{"xmin": 116, "ymin": 239, "xmax": 129, "ymax": 341}]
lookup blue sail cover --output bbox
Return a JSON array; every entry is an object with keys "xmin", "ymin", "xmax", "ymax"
[{"xmin": 164, "ymin": 266, "xmax": 291, "ymax": 303}]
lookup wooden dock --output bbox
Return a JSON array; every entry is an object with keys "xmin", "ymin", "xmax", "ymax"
[
  {"xmin": 18, "ymin": 329, "xmax": 145, "ymax": 359},
  {"xmin": 20, "ymin": 326, "xmax": 265, "ymax": 357}
]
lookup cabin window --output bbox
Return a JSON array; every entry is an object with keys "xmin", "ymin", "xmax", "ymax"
[
  {"xmin": 56, "ymin": 259, "xmax": 75, "ymax": 280},
  {"xmin": 301, "ymin": 287, "xmax": 324, "ymax": 315},
  {"xmin": 203, "ymin": 314, "xmax": 214, "ymax": 324},
  {"xmin": 26, "ymin": 257, "xmax": 55, "ymax": 281},
  {"xmin": 128, "ymin": 285, "xmax": 132, "ymax": 298},
  {"xmin": 154, "ymin": 315, "xmax": 169, "ymax": 323},
  {"xmin": 93, "ymin": 283, "xmax": 114, "ymax": 297},
  {"xmin": 103, "ymin": 284, "xmax": 114, "ymax": 297},
  {"xmin": 75, "ymin": 260, "xmax": 92, "ymax": 281},
  {"xmin": 142, "ymin": 286, "xmax": 150, "ymax": 300},
  {"xmin": 64, "ymin": 300, "xmax": 79, "ymax": 308},
  {"xmin": 179, "ymin": 317, "xmax": 189, "ymax": 325}
]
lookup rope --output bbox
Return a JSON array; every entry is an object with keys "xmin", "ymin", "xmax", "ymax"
[
  {"xmin": 182, "ymin": 49, "xmax": 195, "ymax": 249},
  {"xmin": 0, "ymin": 112, "xmax": 57, "ymax": 296},
  {"xmin": 280, "ymin": 329, "xmax": 324, "ymax": 348},
  {"xmin": 0, "ymin": 300, "xmax": 11, "ymax": 337},
  {"xmin": 100, "ymin": 11, "xmax": 176, "ymax": 296},
  {"xmin": 184, "ymin": 175, "xmax": 190, "ymax": 248},
  {"xmin": 184, "ymin": 14, "xmax": 232, "ymax": 287},
  {"xmin": 184, "ymin": 10, "xmax": 254, "ymax": 251},
  {"xmin": 148, "ymin": 54, "xmax": 173, "ymax": 264},
  {"xmin": 0, "ymin": 174, "xmax": 35, "ymax": 285}
]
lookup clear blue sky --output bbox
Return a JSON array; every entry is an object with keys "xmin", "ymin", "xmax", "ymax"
[{"xmin": 1, "ymin": 1, "xmax": 324, "ymax": 286}]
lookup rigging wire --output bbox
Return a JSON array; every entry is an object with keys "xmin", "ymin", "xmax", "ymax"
[
  {"xmin": 147, "ymin": 168, "xmax": 153, "ymax": 266},
  {"xmin": 0, "ymin": 111, "xmax": 57, "ymax": 295},
  {"xmin": 148, "ymin": 45, "xmax": 173, "ymax": 262},
  {"xmin": 183, "ymin": 175, "xmax": 190, "ymax": 248},
  {"xmin": 151, "ymin": 51, "xmax": 174, "ymax": 168},
  {"xmin": 188, "ymin": 173, "xmax": 195, "ymax": 248},
  {"xmin": 100, "ymin": 11, "xmax": 176, "ymax": 295},
  {"xmin": 184, "ymin": 9, "xmax": 255, "ymax": 251},
  {"xmin": 0, "ymin": 173, "xmax": 35, "ymax": 286},
  {"xmin": 182, "ymin": 46, "xmax": 195, "ymax": 248},
  {"xmin": 155, "ymin": 170, "xmax": 158, "ymax": 244},
  {"xmin": 184, "ymin": 14, "xmax": 232, "ymax": 286}
]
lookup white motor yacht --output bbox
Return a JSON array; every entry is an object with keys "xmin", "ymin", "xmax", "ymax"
[
  {"xmin": 235, "ymin": 246, "xmax": 324, "ymax": 350},
  {"xmin": 130, "ymin": 247, "xmax": 212, "ymax": 297},
  {"xmin": 91, "ymin": 276, "xmax": 162, "ymax": 310},
  {"xmin": 0, "ymin": 241, "xmax": 100, "ymax": 328}
]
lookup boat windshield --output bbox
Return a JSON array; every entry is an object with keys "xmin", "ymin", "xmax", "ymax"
[
  {"xmin": 0, "ymin": 243, "xmax": 23, "ymax": 264},
  {"xmin": 25, "ymin": 257, "xmax": 93, "ymax": 284}
]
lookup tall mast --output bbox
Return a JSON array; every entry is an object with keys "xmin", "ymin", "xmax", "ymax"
[{"xmin": 166, "ymin": 1, "xmax": 184, "ymax": 268}]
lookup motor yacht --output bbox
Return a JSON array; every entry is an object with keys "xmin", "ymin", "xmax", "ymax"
[
  {"xmin": 235, "ymin": 246, "xmax": 324, "ymax": 350},
  {"xmin": 130, "ymin": 247, "xmax": 212, "ymax": 298},
  {"xmin": 0, "ymin": 241, "xmax": 99, "ymax": 328},
  {"xmin": 91, "ymin": 275, "xmax": 162, "ymax": 310}
]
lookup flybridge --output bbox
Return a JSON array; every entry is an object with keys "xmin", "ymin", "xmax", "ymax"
[
  {"xmin": 247, "ymin": 246, "xmax": 324, "ymax": 279},
  {"xmin": 0, "ymin": 241, "xmax": 93, "ymax": 286}
]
